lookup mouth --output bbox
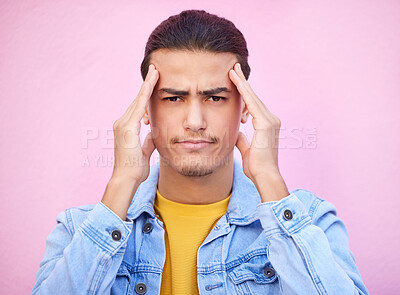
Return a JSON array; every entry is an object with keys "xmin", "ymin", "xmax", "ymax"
[{"xmin": 176, "ymin": 140, "xmax": 214, "ymax": 150}]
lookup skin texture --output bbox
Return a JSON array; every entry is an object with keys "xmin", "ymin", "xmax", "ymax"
[{"xmin": 144, "ymin": 49, "xmax": 250, "ymax": 204}]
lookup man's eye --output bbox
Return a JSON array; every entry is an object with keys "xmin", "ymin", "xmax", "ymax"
[
  {"xmin": 207, "ymin": 96, "xmax": 225, "ymax": 102},
  {"xmin": 163, "ymin": 96, "xmax": 182, "ymax": 102},
  {"xmin": 162, "ymin": 96, "xmax": 225, "ymax": 102}
]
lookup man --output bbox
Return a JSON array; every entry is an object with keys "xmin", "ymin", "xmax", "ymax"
[{"xmin": 32, "ymin": 9, "xmax": 369, "ymax": 295}]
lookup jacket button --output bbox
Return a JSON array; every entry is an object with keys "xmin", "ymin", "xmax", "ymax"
[
  {"xmin": 263, "ymin": 266, "xmax": 275, "ymax": 278},
  {"xmin": 283, "ymin": 209, "xmax": 293, "ymax": 220},
  {"xmin": 111, "ymin": 230, "xmax": 122, "ymax": 241},
  {"xmin": 142, "ymin": 222, "xmax": 153, "ymax": 233},
  {"xmin": 135, "ymin": 283, "xmax": 147, "ymax": 294}
]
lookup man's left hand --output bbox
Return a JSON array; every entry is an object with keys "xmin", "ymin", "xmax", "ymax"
[{"xmin": 229, "ymin": 62, "xmax": 289, "ymax": 202}]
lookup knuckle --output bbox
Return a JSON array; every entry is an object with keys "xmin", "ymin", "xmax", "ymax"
[{"xmin": 113, "ymin": 119, "xmax": 120, "ymax": 130}]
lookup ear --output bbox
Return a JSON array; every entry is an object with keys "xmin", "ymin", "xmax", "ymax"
[
  {"xmin": 143, "ymin": 106, "xmax": 150, "ymax": 125},
  {"xmin": 240, "ymin": 98, "xmax": 249, "ymax": 124}
]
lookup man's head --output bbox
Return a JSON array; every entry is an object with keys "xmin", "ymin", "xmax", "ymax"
[
  {"xmin": 140, "ymin": 9, "xmax": 251, "ymax": 81},
  {"xmin": 141, "ymin": 10, "xmax": 250, "ymax": 177}
]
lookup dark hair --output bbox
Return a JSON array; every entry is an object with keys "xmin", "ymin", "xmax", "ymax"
[{"xmin": 140, "ymin": 9, "xmax": 250, "ymax": 80}]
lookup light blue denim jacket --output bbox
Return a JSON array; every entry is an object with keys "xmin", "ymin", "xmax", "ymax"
[{"xmin": 32, "ymin": 158, "xmax": 369, "ymax": 294}]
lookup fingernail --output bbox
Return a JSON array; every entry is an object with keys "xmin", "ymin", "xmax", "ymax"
[
  {"xmin": 149, "ymin": 64, "xmax": 154, "ymax": 71},
  {"xmin": 237, "ymin": 63, "xmax": 241, "ymax": 70}
]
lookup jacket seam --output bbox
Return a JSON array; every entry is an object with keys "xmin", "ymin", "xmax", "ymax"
[
  {"xmin": 292, "ymin": 228, "xmax": 327, "ymax": 295},
  {"xmin": 225, "ymin": 248, "xmax": 269, "ymax": 271},
  {"xmin": 88, "ymin": 253, "xmax": 112, "ymax": 295},
  {"xmin": 79, "ymin": 226, "xmax": 115, "ymax": 255},
  {"xmin": 309, "ymin": 195, "xmax": 323, "ymax": 220},
  {"xmin": 64, "ymin": 209, "xmax": 75, "ymax": 236}
]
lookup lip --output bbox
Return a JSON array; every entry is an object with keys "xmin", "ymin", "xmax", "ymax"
[{"xmin": 176, "ymin": 141, "xmax": 213, "ymax": 150}]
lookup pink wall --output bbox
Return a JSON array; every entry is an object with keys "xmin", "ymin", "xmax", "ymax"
[{"xmin": 1, "ymin": 1, "xmax": 399, "ymax": 294}]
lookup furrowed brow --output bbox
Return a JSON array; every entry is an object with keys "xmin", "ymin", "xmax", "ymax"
[
  {"xmin": 199, "ymin": 87, "xmax": 232, "ymax": 95},
  {"xmin": 159, "ymin": 87, "xmax": 232, "ymax": 96}
]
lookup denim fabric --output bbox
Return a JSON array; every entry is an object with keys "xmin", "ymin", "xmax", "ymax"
[{"xmin": 32, "ymin": 158, "xmax": 369, "ymax": 294}]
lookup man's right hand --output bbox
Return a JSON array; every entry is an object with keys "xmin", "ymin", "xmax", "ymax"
[
  {"xmin": 111, "ymin": 64, "xmax": 159, "ymax": 184},
  {"xmin": 101, "ymin": 64, "xmax": 159, "ymax": 221}
]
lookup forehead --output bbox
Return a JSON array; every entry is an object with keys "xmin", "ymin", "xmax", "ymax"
[{"xmin": 149, "ymin": 49, "xmax": 238, "ymax": 92}]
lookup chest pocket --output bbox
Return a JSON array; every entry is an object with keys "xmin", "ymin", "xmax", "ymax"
[
  {"xmin": 227, "ymin": 253, "xmax": 278, "ymax": 295},
  {"xmin": 110, "ymin": 263, "xmax": 131, "ymax": 295}
]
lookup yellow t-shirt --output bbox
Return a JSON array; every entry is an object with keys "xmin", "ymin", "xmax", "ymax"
[{"xmin": 154, "ymin": 188, "xmax": 231, "ymax": 295}]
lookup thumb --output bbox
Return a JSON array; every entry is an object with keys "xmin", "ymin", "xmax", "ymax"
[
  {"xmin": 142, "ymin": 132, "xmax": 156, "ymax": 159},
  {"xmin": 236, "ymin": 131, "xmax": 250, "ymax": 158}
]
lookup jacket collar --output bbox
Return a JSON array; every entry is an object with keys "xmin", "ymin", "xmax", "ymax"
[{"xmin": 127, "ymin": 157, "xmax": 263, "ymax": 225}]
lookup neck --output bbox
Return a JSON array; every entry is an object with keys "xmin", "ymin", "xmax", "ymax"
[{"xmin": 157, "ymin": 153, "xmax": 234, "ymax": 205}]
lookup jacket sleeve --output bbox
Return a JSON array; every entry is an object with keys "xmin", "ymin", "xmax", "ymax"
[
  {"xmin": 256, "ymin": 189, "xmax": 369, "ymax": 295},
  {"xmin": 31, "ymin": 201, "xmax": 134, "ymax": 295}
]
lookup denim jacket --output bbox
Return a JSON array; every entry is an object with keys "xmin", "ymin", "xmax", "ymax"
[{"xmin": 32, "ymin": 158, "xmax": 369, "ymax": 295}]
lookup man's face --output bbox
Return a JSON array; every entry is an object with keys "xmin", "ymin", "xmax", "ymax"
[{"xmin": 144, "ymin": 49, "xmax": 248, "ymax": 176}]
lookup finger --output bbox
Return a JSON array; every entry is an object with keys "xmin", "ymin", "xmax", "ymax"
[
  {"xmin": 230, "ymin": 64, "xmax": 280, "ymax": 127},
  {"xmin": 229, "ymin": 67, "xmax": 265, "ymax": 120},
  {"xmin": 120, "ymin": 64, "xmax": 158, "ymax": 122},
  {"xmin": 127, "ymin": 64, "xmax": 159, "ymax": 122},
  {"xmin": 233, "ymin": 63, "xmax": 255, "ymax": 95},
  {"xmin": 118, "ymin": 65, "xmax": 154, "ymax": 120},
  {"xmin": 233, "ymin": 63, "xmax": 270, "ymax": 111},
  {"xmin": 235, "ymin": 131, "xmax": 250, "ymax": 158},
  {"xmin": 142, "ymin": 132, "xmax": 156, "ymax": 159},
  {"xmin": 136, "ymin": 64, "xmax": 158, "ymax": 102}
]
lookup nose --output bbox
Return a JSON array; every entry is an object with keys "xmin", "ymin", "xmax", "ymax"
[{"xmin": 182, "ymin": 100, "xmax": 207, "ymax": 132}]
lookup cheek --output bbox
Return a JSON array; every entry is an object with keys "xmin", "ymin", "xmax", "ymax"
[
  {"xmin": 148, "ymin": 102, "xmax": 167, "ymax": 145},
  {"xmin": 150, "ymin": 116, "xmax": 178, "ymax": 148},
  {"xmin": 148, "ymin": 99, "xmax": 158, "ymax": 123},
  {"xmin": 149, "ymin": 101, "xmax": 169, "ymax": 128},
  {"xmin": 216, "ymin": 108, "xmax": 241, "ymax": 145},
  {"xmin": 230, "ymin": 103, "xmax": 243, "ymax": 141}
]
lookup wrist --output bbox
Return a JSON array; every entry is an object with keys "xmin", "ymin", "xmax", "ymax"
[
  {"xmin": 109, "ymin": 174, "xmax": 140, "ymax": 187},
  {"xmin": 101, "ymin": 176, "xmax": 140, "ymax": 221},
  {"xmin": 253, "ymin": 171, "xmax": 282, "ymax": 186},
  {"xmin": 253, "ymin": 173, "xmax": 289, "ymax": 203}
]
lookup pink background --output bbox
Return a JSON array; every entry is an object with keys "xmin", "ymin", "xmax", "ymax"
[{"xmin": 1, "ymin": 1, "xmax": 399, "ymax": 294}]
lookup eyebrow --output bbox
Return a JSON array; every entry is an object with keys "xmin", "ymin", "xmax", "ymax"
[{"xmin": 158, "ymin": 87, "xmax": 232, "ymax": 96}]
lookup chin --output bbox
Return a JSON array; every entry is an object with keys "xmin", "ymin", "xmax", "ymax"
[
  {"xmin": 178, "ymin": 164, "xmax": 214, "ymax": 177},
  {"xmin": 160, "ymin": 152, "xmax": 231, "ymax": 177}
]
